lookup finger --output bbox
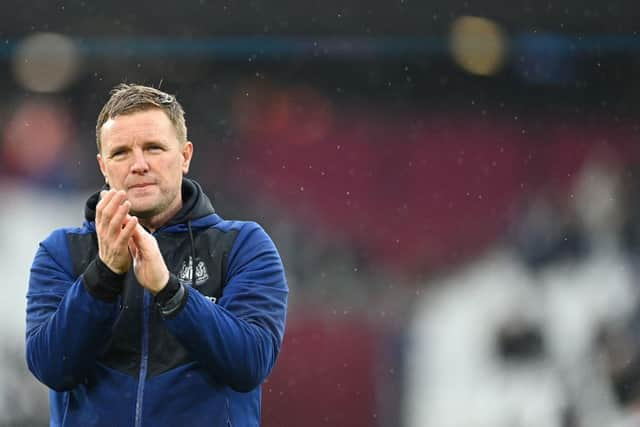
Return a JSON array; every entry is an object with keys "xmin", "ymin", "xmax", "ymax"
[
  {"xmin": 101, "ymin": 191, "xmax": 127, "ymax": 232},
  {"xmin": 129, "ymin": 223, "xmax": 147, "ymax": 252},
  {"xmin": 116, "ymin": 215, "xmax": 138, "ymax": 248},
  {"xmin": 128, "ymin": 235, "xmax": 139, "ymax": 260},
  {"xmin": 97, "ymin": 189, "xmax": 121, "ymax": 227},
  {"xmin": 108, "ymin": 200, "xmax": 131, "ymax": 238},
  {"xmin": 122, "ymin": 213, "xmax": 134, "ymax": 229},
  {"xmin": 131, "ymin": 224, "xmax": 157, "ymax": 255},
  {"xmin": 95, "ymin": 189, "xmax": 115, "ymax": 225},
  {"xmin": 96, "ymin": 189, "xmax": 113, "ymax": 209}
]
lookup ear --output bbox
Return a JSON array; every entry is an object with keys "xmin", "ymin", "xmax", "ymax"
[
  {"xmin": 97, "ymin": 153, "xmax": 107, "ymax": 178},
  {"xmin": 181, "ymin": 141, "xmax": 194, "ymax": 174}
]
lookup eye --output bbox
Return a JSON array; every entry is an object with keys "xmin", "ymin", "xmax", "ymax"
[{"xmin": 110, "ymin": 150, "xmax": 126, "ymax": 158}]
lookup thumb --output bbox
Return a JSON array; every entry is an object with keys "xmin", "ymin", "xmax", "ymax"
[
  {"xmin": 131, "ymin": 224, "xmax": 148, "ymax": 245},
  {"xmin": 128, "ymin": 237, "xmax": 139, "ymax": 260},
  {"xmin": 131, "ymin": 224, "xmax": 157, "ymax": 255},
  {"xmin": 130, "ymin": 224, "xmax": 150, "ymax": 258}
]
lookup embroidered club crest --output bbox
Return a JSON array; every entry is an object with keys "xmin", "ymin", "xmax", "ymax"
[{"xmin": 177, "ymin": 256, "xmax": 209, "ymax": 287}]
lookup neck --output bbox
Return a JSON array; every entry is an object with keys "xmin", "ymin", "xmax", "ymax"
[{"xmin": 138, "ymin": 197, "xmax": 183, "ymax": 233}]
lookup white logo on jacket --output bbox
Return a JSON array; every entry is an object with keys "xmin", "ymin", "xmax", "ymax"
[{"xmin": 177, "ymin": 256, "xmax": 209, "ymax": 287}]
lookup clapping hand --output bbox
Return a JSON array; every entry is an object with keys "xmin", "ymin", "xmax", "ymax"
[
  {"xmin": 95, "ymin": 190, "xmax": 138, "ymax": 274},
  {"xmin": 128, "ymin": 224, "xmax": 170, "ymax": 294}
]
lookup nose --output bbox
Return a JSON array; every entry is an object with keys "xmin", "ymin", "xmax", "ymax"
[{"xmin": 130, "ymin": 148, "xmax": 149, "ymax": 174}]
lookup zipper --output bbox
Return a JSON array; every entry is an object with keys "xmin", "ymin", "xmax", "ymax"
[
  {"xmin": 135, "ymin": 231, "xmax": 161, "ymax": 427},
  {"xmin": 134, "ymin": 290, "xmax": 151, "ymax": 427}
]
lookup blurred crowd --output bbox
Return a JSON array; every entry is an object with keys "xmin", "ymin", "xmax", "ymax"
[{"xmin": 406, "ymin": 158, "xmax": 640, "ymax": 427}]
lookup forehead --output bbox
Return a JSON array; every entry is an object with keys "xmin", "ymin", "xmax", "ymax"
[{"xmin": 100, "ymin": 108, "xmax": 177, "ymax": 149}]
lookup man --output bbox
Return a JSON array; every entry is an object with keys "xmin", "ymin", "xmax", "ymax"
[{"xmin": 25, "ymin": 84, "xmax": 289, "ymax": 426}]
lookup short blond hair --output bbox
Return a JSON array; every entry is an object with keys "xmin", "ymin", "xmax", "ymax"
[{"xmin": 96, "ymin": 84, "xmax": 187, "ymax": 152}]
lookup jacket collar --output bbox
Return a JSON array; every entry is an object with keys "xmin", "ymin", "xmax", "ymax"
[{"xmin": 84, "ymin": 178, "xmax": 217, "ymax": 230}]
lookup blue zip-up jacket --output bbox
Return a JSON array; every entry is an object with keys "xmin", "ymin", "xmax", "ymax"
[{"xmin": 25, "ymin": 178, "xmax": 288, "ymax": 426}]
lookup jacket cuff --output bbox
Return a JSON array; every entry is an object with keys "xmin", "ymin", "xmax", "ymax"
[
  {"xmin": 82, "ymin": 257, "xmax": 126, "ymax": 302},
  {"xmin": 155, "ymin": 274, "xmax": 188, "ymax": 318}
]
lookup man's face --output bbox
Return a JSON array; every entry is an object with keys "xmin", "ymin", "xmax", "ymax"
[{"xmin": 97, "ymin": 108, "xmax": 193, "ymax": 220}]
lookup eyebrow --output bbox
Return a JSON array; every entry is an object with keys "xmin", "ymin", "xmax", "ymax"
[{"xmin": 108, "ymin": 140, "xmax": 168, "ymax": 153}]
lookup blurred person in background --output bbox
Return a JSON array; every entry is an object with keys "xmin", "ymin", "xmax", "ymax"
[
  {"xmin": 25, "ymin": 84, "xmax": 288, "ymax": 426},
  {"xmin": 403, "ymin": 156, "xmax": 639, "ymax": 427}
]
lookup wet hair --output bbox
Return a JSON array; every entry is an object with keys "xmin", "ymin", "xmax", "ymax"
[{"xmin": 96, "ymin": 83, "xmax": 187, "ymax": 151}]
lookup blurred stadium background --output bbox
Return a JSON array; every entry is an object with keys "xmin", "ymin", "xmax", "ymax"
[{"xmin": 2, "ymin": 1, "xmax": 640, "ymax": 426}]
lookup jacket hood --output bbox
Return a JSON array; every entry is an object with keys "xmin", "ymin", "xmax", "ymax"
[{"xmin": 84, "ymin": 178, "xmax": 216, "ymax": 228}]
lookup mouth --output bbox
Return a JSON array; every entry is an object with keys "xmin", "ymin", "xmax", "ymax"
[{"xmin": 128, "ymin": 183, "xmax": 155, "ymax": 190}]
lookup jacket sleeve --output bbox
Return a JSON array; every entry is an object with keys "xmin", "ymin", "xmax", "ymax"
[
  {"xmin": 162, "ymin": 222, "xmax": 289, "ymax": 392},
  {"xmin": 25, "ymin": 229, "xmax": 121, "ymax": 391}
]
